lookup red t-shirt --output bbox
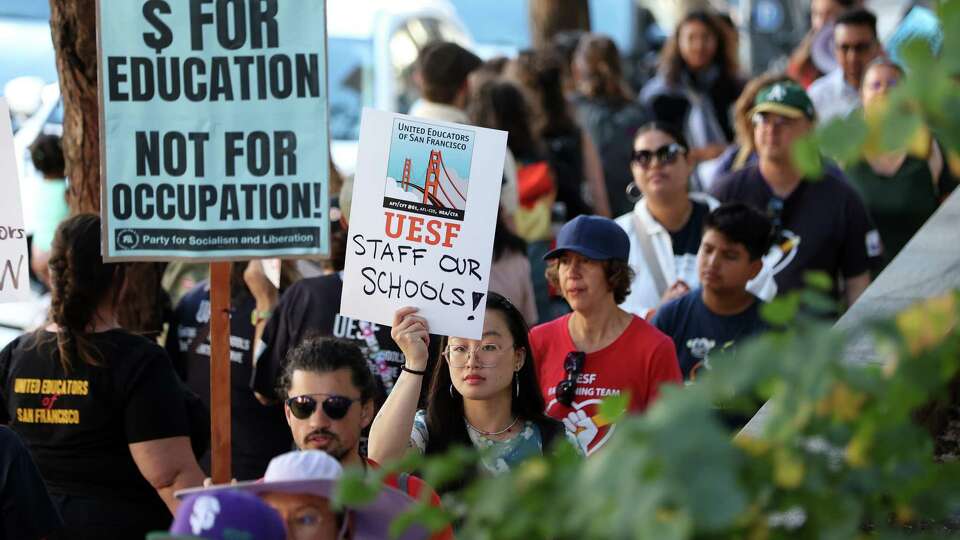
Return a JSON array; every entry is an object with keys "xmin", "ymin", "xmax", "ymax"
[
  {"xmin": 529, "ymin": 314, "xmax": 682, "ymax": 454},
  {"xmin": 364, "ymin": 458, "xmax": 454, "ymax": 540}
]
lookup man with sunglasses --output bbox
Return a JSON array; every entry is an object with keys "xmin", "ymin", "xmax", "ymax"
[
  {"xmin": 711, "ymin": 81, "xmax": 881, "ymax": 310},
  {"xmin": 277, "ymin": 337, "xmax": 453, "ymax": 540},
  {"xmin": 807, "ymin": 8, "xmax": 881, "ymax": 122}
]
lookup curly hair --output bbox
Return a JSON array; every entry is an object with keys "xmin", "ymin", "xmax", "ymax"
[
  {"xmin": 278, "ymin": 337, "xmax": 376, "ymax": 404},
  {"xmin": 545, "ymin": 258, "xmax": 634, "ymax": 305},
  {"xmin": 46, "ymin": 214, "xmax": 124, "ymax": 371}
]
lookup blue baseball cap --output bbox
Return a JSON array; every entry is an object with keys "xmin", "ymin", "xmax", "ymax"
[
  {"xmin": 544, "ymin": 215, "xmax": 630, "ymax": 262},
  {"xmin": 148, "ymin": 490, "xmax": 285, "ymax": 540}
]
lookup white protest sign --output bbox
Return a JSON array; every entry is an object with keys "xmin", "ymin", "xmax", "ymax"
[
  {"xmin": 341, "ymin": 108, "xmax": 507, "ymax": 339},
  {"xmin": 0, "ymin": 98, "xmax": 31, "ymax": 303}
]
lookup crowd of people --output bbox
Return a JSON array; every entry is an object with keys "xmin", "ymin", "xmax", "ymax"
[{"xmin": 1, "ymin": 2, "xmax": 957, "ymax": 539}]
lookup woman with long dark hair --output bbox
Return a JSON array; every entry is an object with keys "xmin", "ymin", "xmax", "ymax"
[
  {"xmin": 0, "ymin": 214, "xmax": 204, "ymax": 539},
  {"xmin": 507, "ymin": 49, "xmax": 610, "ymax": 219},
  {"xmin": 570, "ymin": 34, "xmax": 650, "ymax": 217},
  {"xmin": 640, "ymin": 10, "xmax": 744, "ymax": 167},
  {"xmin": 468, "ymin": 79, "xmax": 557, "ymax": 321},
  {"xmin": 368, "ymin": 293, "xmax": 579, "ymax": 479}
]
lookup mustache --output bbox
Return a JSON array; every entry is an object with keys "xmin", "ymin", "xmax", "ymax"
[{"xmin": 305, "ymin": 429, "xmax": 338, "ymax": 441}]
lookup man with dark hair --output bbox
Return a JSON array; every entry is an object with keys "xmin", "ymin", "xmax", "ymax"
[
  {"xmin": 278, "ymin": 337, "xmax": 453, "ymax": 540},
  {"xmin": 410, "ymin": 41, "xmax": 482, "ymax": 122},
  {"xmin": 279, "ymin": 338, "xmax": 377, "ymax": 464},
  {"xmin": 652, "ymin": 203, "xmax": 772, "ymax": 381},
  {"xmin": 808, "ymin": 7, "xmax": 881, "ymax": 121},
  {"xmin": 408, "ymin": 41, "xmax": 520, "ymax": 229},
  {"xmin": 711, "ymin": 81, "xmax": 880, "ymax": 309}
]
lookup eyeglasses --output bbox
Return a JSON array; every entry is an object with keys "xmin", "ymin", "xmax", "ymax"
[
  {"xmin": 443, "ymin": 343, "xmax": 513, "ymax": 368},
  {"xmin": 285, "ymin": 393, "xmax": 359, "ymax": 420},
  {"xmin": 751, "ymin": 112, "xmax": 798, "ymax": 128},
  {"xmin": 631, "ymin": 143, "xmax": 686, "ymax": 169},
  {"xmin": 555, "ymin": 351, "xmax": 586, "ymax": 407}
]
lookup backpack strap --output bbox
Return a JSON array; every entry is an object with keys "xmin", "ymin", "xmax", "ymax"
[{"xmin": 632, "ymin": 210, "xmax": 668, "ymax": 299}]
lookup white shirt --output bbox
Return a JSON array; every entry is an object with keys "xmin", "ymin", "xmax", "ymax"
[
  {"xmin": 807, "ymin": 69, "xmax": 861, "ymax": 123},
  {"xmin": 616, "ymin": 193, "xmax": 776, "ymax": 318}
]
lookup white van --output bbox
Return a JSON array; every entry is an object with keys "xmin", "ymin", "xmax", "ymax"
[{"xmin": 327, "ymin": 0, "xmax": 473, "ymax": 175}]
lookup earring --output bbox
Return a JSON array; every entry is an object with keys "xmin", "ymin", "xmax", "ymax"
[
  {"xmin": 514, "ymin": 371, "xmax": 520, "ymax": 398},
  {"xmin": 625, "ymin": 183, "xmax": 642, "ymax": 203},
  {"xmin": 449, "ymin": 384, "xmax": 456, "ymax": 398}
]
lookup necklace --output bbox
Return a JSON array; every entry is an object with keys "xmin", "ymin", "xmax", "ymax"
[{"xmin": 465, "ymin": 416, "xmax": 519, "ymax": 437}]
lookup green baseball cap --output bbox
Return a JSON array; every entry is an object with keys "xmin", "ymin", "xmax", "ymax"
[{"xmin": 751, "ymin": 81, "xmax": 816, "ymax": 120}]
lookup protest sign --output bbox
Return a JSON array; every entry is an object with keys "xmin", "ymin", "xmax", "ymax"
[
  {"xmin": 97, "ymin": 0, "xmax": 330, "ymax": 261},
  {"xmin": 341, "ymin": 108, "xmax": 507, "ymax": 339},
  {"xmin": 0, "ymin": 98, "xmax": 30, "ymax": 303}
]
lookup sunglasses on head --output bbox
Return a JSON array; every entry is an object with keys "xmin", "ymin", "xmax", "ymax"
[
  {"xmin": 555, "ymin": 351, "xmax": 586, "ymax": 407},
  {"xmin": 631, "ymin": 143, "xmax": 686, "ymax": 169},
  {"xmin": 285, "ymin": 393, "xmax": 359, "ymax": 420}
]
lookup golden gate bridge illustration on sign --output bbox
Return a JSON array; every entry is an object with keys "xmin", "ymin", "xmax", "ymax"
[{"xmin": 398, "ymin": 150, "xmax": 467, "ymax": 211}]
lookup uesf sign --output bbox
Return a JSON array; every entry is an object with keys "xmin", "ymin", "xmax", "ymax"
[{"xmin": 97, "ymin": 0, "xmax": 330, "ymax": 260}]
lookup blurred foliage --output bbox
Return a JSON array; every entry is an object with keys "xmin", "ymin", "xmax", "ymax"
[{"xmin": 337, "ymin": 2, "xmax": 960, "ymax": 537}]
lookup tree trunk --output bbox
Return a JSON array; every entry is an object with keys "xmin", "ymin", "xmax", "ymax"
[
  {"xmin": 49, "ymin": 0, "xmax": 167, "ymax": 336},
  {"xmin": 529, "ymin": 0, "xmax": 591, "ymax": 50},
  {"xmin": 48, "ymin": 0, "xmax": 99, "ymax": 213}
]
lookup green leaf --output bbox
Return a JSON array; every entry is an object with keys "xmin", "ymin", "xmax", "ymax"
[
  {"xmin": 817, "ymin": 114, "xmax": 868, "ymax": 165},
  {"xmin": 598, "ymin": 393, "xmax": 629, "ymax": 424},
  {"xmin": 332, "ymin": 468, "xmax": 381, "ymax": 508},
  {"xmin": 761, "ymin": 293, "xmax": 800, "ymax": 326},
  {"xmin": 939, "ymin": 0, "xmax": 960, "ymax": 75},
  {"xmin": 803, "ymin": 271, "xmax": 833, "ymax": 292},
  {"xmin": 792, "ymin": 134, "xmax": 823, "ymax": 179}
]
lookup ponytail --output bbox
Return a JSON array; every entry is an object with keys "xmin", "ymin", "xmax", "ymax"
[{"xmin": 46, "ymin": 214, "xmax": 123, "ymax": 371}]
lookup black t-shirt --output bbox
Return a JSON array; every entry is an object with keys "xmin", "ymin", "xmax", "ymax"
[
  {"xmin": 710, "ymin": 165, "xmax": 881, "ymax": 300},
  {"xmin": 252, "ymin": 274, "xmax": 439, "ymax": 403},
  {"xmin": 0, "ymin": 331, "xmax": 189, "ymax": 505},
  {"xmin": 166, "ymin": 283, "xmax": 292, "ymax": 480},
  {"xmin": 0, "ymin": 426, "xmax": 62, "ymax": 540},
  {"xmin": 669, "ymin": 200, "xmax": 710, "ymax": 256},
  {"xmin": 652, "ymin": 289, "xmax": 766, "ymax": 380}
]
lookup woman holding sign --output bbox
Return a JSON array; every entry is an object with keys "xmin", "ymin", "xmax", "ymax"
[
  {"xmin": 0, "ymin": 215, "xmax": 204, "ymax": 539},
  {"xmin": 369, "ymin": 293, "xmax": 581, "ymax": 486}
]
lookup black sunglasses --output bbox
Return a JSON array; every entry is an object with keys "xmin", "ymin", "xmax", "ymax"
[
  {"xmin": 555, "ymin": 351, "xmax": 586, "ymax": 407},
  {"xmin": 285, "ymin": 393, "xmax": 358, "ymax": 420},
  {"xmin": 631, "ymin": 143, "xmax": 686, "ymax": 169}
]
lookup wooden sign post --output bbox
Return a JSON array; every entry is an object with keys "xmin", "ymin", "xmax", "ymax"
[{"xmin": 209, "ymin": 262, "xmax": 232, "ymax": 483}]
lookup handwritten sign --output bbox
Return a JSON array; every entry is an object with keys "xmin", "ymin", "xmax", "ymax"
[
  {"xmin": 97, "ymin": 0, "xmax": 330, "ymax": 260},
  {"xmin": 341, "ymin": 109, "xmax": 507, "ymax": 339},
  {"xmin": 0, "ymin": 98, "xmax": 30, "ymax": 303}
]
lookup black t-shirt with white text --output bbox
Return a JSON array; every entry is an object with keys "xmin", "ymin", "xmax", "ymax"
[
  {"xmin": 710, "ymin": 164, "xmax": 881, "ymax": 301},
  {"xmin": 166, "ymin": 283, "xmax": 292, "ymax": 480},
  {"xmin": 652, "ymin": 289, "xmax": 766, "ymax": 381},
  {"xmin": 0, "ymin": 331, "xmax": 189, "ymax": 528}
]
